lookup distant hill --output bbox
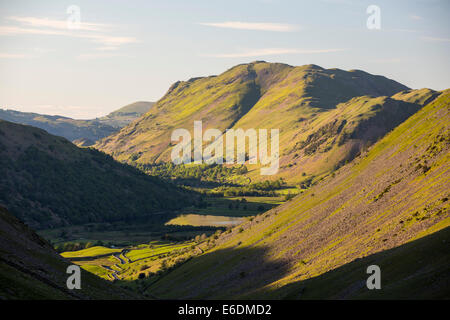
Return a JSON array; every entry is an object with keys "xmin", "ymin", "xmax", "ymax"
[
  {"xmin": 146, "ymin": 90, "xmax": 450, "ymax": 299},
  {"xmin": 0, "ymin": 120, "xmax": 192, "ymax": 229},
  {"xmin": 0, "ymin": 205, "xmax": 140, "ymax": 299},
  {"xmin": 95, "ymin": 62, "xmax": 434, "ymax": 183},
  {"xmin": 0, "ymin": 101, "xmax": 153, "ymax": 146},
  {"xmin": 95, "ymin": 101, "xmax": 155, "ymax": 128},
  {"xmin": 102, "ymin": 101, "xmax": 155, "ymax": 119}
]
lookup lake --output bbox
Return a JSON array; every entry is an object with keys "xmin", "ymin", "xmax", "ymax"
[{"xmin": 166, "ymin": 214, "xmax": 246, "ymax": 227}]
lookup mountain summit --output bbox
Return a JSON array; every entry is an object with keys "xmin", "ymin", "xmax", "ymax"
[{"xmin": 95, "ymin": 62, "xmax": 431, "ymax": 183}]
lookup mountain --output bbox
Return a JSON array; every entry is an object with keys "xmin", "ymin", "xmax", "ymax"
[
  {"xmin": 145, "ymin": 90, "xmax": 450, "ymax": 299},
  {"xmin": 95, "ymin": 62, "xmax": 434, "ymax": 184},
  {"xmin": 0, "ymin": 101, "xmax": 153, "ymax": 146},
  {"xmin": 97, "ymin": 101, "xmax": 155, "ymax": 128},
  {"xmin": 0, "ymin": 109, "xmax": 117, "ymax": 145},
  {"xmin": 0, "ymin": 205, "xmax": 139, "ymax": 299},
  {"xmin": 0, "ymin": 120, "xmax": 192, "ymax": 229}
]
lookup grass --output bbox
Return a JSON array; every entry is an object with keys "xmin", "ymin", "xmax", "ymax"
[
  {"xmin": 61, "ymin": 246, "xmax": 121, "ymax": 258},
  {"xmin": 139, "ymin": 90, "xmax": 450, "ymax": 299},
  {"xmin": 96, "ymin": 61, "xmax": 414, "ymax": 186},
  {"xmin": 63, "ymin": 240, "xmax": 198, "ymax": 282}
]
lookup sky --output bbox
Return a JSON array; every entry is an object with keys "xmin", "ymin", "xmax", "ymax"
[{"xmin": 0, "ymin": 0, "xmax": 449, "ymax": 119}]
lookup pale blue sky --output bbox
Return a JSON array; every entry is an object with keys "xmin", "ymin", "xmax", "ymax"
[{"xmin": 0, "ymin": 0, "xmax": 449, "ymax": 119}]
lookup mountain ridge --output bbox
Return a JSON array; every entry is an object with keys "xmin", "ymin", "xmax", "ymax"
[{"xmin": 95, "ymin": 61, "xmax": 432, "ymax": 184}]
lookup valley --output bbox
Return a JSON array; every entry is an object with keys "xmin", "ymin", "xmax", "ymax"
[{"xmin": 0, "ymin": 62, "xmax": 448, "ymax": 300}]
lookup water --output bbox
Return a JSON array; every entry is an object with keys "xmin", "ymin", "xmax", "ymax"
[{"xmin": 166, "ymin": 214, "xmax": 246, "ymax": 227}]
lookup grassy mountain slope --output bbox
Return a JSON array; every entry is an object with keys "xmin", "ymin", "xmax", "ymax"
[
  {"xmin": 0, "ymin": 101, "xmax": 153, "ymax": 146},
  {"xmin": 0, "ymin": 120, "xmax": 192, "ymax": 229},
  {"xmin": 0, "ymin": 206, "xmax": 140, "ymax": 299},
  {"xmin": 146, "ymin": 90, "xmax": 450, "ymax": 299},
  {"xmin": 96, "ymin": 101, "xmax": 155, "ymax": 128},
  {"xmin": 95, "ymin": 62, "xmax": 424, "ymax": 183}
]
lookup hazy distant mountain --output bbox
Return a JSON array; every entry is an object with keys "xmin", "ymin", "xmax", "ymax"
[{"xmin": 0, "ymin": 101, "xmax": 154, "ymax": 146}]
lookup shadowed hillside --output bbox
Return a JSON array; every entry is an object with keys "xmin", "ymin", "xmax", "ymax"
[
  {"xmin": 0, "ymin": 206, "xmax": 141, "ymax": 299},
  {"xmin": 0, "ymin": 120, "xmax": 193, "ymax": 229},
  {"xmin": 145, "ymin": 90, "xmax": 450, "ymax": 299},
  {"xmin": 266, "ymin": 226, "xmax": 450, "ymax": 299}
]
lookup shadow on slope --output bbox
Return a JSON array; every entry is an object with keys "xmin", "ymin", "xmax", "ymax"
[
  {"xmin": 257, "ymin": 226, "xmax": 450, "ymax": 300},
  {"xmin": 0, "ymin": 206, "xmax": 141, "ymax": 299},
  {"xmin": 145, "ymin": 245, "xmax": 290, "ymax": 299}
]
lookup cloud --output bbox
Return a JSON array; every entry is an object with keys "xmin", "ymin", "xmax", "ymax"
[
  {"xmin": 0, "ymin": 25, "xmax": 66, "ymax": 36},
  {"xmin": 421, "ymin": 36, "xmax": 450, "ymax": 42},
  {"xmin": 370, "ymin": 58, "xmax": 407, "ymax": 63},
  {"xmin": 199, "ymin": 21, "xmax": 300, "ymax": 32},
  {"xmin": 389, "ymin": 28, "xmax": 418, "ymax": 33},
  {"xmin": 0, "ymin": 16, "xmax": 138, "ymax": 51},
  {"xmin": 0, "ymin": 53, "xmax": 31, "ymax": 59},
  {"xmin": 409, "ymin": 14, "xmax": 423, "ymax": 21},
  {"xmin": 8, "ymin": 16, "xmax": 109, "ymax": 32},
  {"xmin": 95, "ymin": 46, "xmax": 120, "ymax": 51},
  {"xmin": 203, "ymin": 48, "xmax": 346, "ymax": 58},
  {"xmin": 77, "ymin": 52, "xmax": 124, "ymax": 60}
]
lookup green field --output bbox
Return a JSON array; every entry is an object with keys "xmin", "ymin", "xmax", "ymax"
[
  {"xmin": 61, "ymin": 246, "xmax": 121, "ymax": 258},
  {"xmin": 62, "ymin": 241, "xmax": 198, "ymax": 282}
]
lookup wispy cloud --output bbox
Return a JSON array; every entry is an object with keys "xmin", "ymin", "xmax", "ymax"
[
  {"xmin": 199, "ymin": 21, "xmax": 300, "ymax": 32},
  {"xmin": 409, "ymin": 14, "xmax": 423, "ymax": 21},
  {"xmin": 203, "ymin": 48, "xmax": 345, "ymax": 58},
  {"xmin": 370, "ymin": 58, "xmax": 409, "ymax": 63},
  {"xmin": 77, "ymin": 52, "xmax": 125, "ymax": 60},
  {"xmin": 387, "ymin": 28, "xmax": 418, "ymax": 33},
  {"xmin": 0, "ymin": 53, "xmax": 31, "ymax": 59},
  {"xmin": 8, "ymin": 16, "xmax": 109, "ymax": 32},
  {"xmin": 0, "ymin": 16, "xmax": 138, "ymax": 51},
  {"xmin": 421, "ymin": 36, "xmax": 450, "ymax": 43}
]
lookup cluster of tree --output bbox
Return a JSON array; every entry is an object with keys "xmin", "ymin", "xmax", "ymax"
[
  {"xmin": 54, "ymin": 240, "xmax": 103, "ymax": 253},
  {"xmin": 212, "ymin": 178, "xmax": 286, "ymax": 197},
  {"xmin": 136, "ymin": 162, "xmax": 248, "ymax": 184}
]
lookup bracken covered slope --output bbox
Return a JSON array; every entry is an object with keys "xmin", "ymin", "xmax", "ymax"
[
  {"xmin": 146, "ymin": 90, "xmax": 450, "ymax": 299},
  {"xmin": 95, "ymin": 61, "xmax": 437, "ymax": 184}
]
